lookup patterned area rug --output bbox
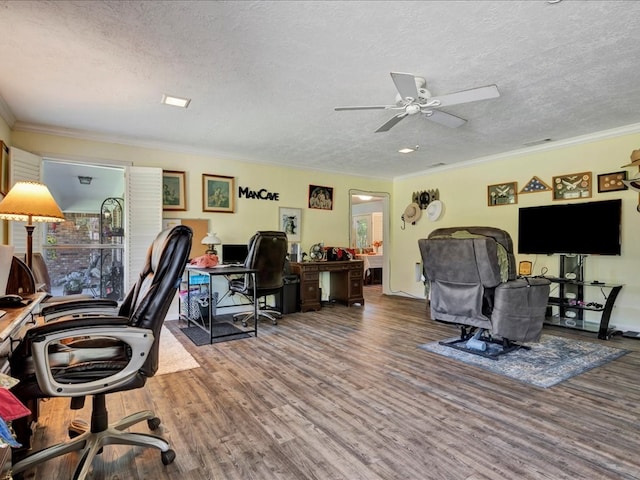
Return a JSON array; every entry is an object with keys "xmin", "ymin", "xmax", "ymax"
[
  {"xmin": 419, "ymin": 334, "xmax": 629, "ymax": 388},
  {"xmin": 157, "ymin": 325, "xmax": 200, "ymax": 375}
]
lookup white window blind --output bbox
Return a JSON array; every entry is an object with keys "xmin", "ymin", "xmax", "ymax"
[{"xmin": 125, "ymin": 166, "xmax": 162, "ymax": 293}]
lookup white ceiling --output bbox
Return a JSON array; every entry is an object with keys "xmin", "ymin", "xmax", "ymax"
[{"xmin": 1, "ymin": 0, "xmax": 640, "ymax": 179}]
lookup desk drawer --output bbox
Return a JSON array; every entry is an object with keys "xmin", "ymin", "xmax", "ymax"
[
  {"xmin": 301, "ymin": 271, "xmax": 319, "ymax": 281},
  {"xmin": 349, "ymin": 269, "xmax": 363, "ymax": 279}
]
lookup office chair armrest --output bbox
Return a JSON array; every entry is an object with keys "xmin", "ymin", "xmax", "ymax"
[
  {"xmin": 29, "ymin": 321, "xmax": 154, "ymax": 397},
  {"xmin": 40, "ymin": 298, "xmax": 119, "ymax": 322}
]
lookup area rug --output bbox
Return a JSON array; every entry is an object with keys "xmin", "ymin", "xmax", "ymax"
[
  {"xmin": 418, "ymin": 334, "xmax": 629, "ymax": 388},
  {"xmin": 180, "ymin": 322, "xmax": 251, "ymax": 346},
  {"xmin": 157, "ymin": 325, "xmax": 200, "ymax": 375}
]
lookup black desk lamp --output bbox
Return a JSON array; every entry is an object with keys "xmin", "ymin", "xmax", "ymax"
[{"xmin": 0, "ymin": 181, "xmax": 65, "ymax": 270}]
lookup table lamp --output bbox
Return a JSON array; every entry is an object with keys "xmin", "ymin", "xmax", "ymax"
[
  {"xmin": 0, "ymin": 181, "xmax": 65, "ymax": 270},
  {"xmin": 201, "ymin": 232, "xmax": 221, "ymax": 255}
]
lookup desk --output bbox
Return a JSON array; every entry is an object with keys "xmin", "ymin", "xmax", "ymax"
[
  {"xmin": 183, "ymin": 266, "xmax": 258, "ymax": 343},
  {"xmin": 0, "ymin": 293, "xmax": 46, "ymax": 474},
  {"xmin": 290, "ymin": 260, "xmax": 364, "ymax": 312},
  {"xmin": 0, "ymin": 294, "xmax": 47, "ymax": 375}
]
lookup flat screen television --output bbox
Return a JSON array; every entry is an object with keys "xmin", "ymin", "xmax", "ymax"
[
  {"xmin": 221, "ymin": 244, "xmax": 249, "ymax": 264},
  {"xmin": 518, "ymin": 199, "xmax": 621, "ymax": 255}
]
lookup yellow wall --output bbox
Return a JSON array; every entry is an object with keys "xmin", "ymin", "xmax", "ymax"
[
  {"xmin": 392, "ymin": 130, "xmax": 640, "ymax": 330},
  {"xmin": 10, "ymin": 131, "xmax": 392, "ymax": 253},
  {"xmin": 0, "ymin": 116, "xmax": 10, "ymax": 243},
  {"xmin": 8, "ymin": 127, "xmax": 640, "ymax": 330},
  {"xmin": 0, "ymin": 115, "xmax": 10, "ymax": 145}
]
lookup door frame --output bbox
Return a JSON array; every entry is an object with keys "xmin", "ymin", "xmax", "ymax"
[{"xmin": 349, "ymin": 189, "xmax": 390, "ymax": 293}]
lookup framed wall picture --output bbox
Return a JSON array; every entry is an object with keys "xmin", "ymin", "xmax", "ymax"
[
  {"xmin": 552, "ymin": 171, "xmax": 592, "ymax": 200},
  {"xmin": 279, "ymin": 207, "xmax": 302, "ymax": 242},
  {"xmin": 162, "ymin": 170, "xmax": 186, "ymax": 211},
  {"xmin": 597, "ymin": 171, "xmax": 628, "ymax": 193},
  {"xmin": 519, "ymin": 176, "xmax": 551, "ymax": 194},
  {"xmin": 202, "ymin": 174, "xmax": 235, "ymax": 213},
  {"xmin": 308, "ymin": 184, "xmax": 333, "ymax": 210},
  {"xmin": 487, "ymin": 182, "xmax": 517, "ymax": 206}
]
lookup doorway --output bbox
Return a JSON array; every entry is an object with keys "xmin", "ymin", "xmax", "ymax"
[
  {"xmin": 41, "ymin": 160, "xmax": 126, "ymax": 298},
  {"xmin": 349, "ymin": 189, "xmax": 389, "ymax": 294}
]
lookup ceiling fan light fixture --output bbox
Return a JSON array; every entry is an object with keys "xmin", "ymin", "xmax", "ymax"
[{"xmin": 161, "ymin": 94, "xmax": 191, "ymax": 108}]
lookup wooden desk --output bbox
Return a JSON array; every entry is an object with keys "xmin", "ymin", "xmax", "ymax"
[
  {"xmin": 0, "ymin": 293, "xmax": 46, "ymax": 475},
  {"xmin": 290, "ymin": 260, "xmax": 364, "ymax": 312},
  {"xmin": 0, "ymin": 293, "xmax": 46, "ymax": 374}
]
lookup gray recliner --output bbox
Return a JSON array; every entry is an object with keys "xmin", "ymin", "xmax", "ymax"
[{"xmin": 418, "ymin": 226, "xmax": 550, "ymax": 358}]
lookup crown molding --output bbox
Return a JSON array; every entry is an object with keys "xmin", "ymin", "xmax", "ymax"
[
  {"xmin": 12, "ymin": 121, "xmax": 388, "ymax": 181},
  {"xmin": 397, "ymin": 122, "xmax": 640, "ymax": 180},
  {"xmin": 0, "ymin": 94, "xmax": 16, "ymax": 128}
]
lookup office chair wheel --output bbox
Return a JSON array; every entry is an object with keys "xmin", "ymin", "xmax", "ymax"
[
  {"xmin": 272, "ymin": 319, "xmax": 278, "ymax": 325},
  {"xmin": 147, "ymin": 416, "xmax": 161, "ymax": 430},
  {"xmin": 161, "ymin": 449, "xmax": 176, "ymax": 465}
]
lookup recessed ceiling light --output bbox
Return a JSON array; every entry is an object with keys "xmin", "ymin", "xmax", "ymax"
[
  {"xmin": 398, "ymin": 148, "xmax": 415, "ymax": 154},
  {"xmin": 356, "ymin": 195, "xmax": 373, "ymax": 201},
  {"xmin": 161, "ymin": 94, "xmax": 191, "ymax": 108}
]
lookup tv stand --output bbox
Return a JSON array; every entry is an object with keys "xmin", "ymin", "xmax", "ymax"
[{"xmin": 545, "ymin": 255, "xmax": 623, "ymax": 339}]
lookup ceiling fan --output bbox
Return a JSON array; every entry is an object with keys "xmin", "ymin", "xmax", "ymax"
[{"xmin": 334, "ymin": 72, "xmax": 500, "ymax": 133}]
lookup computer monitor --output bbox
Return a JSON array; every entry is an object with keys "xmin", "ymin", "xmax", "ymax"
[{"xmin": 221, "ymin": 244, "xmax": 248, "ymax": 265}]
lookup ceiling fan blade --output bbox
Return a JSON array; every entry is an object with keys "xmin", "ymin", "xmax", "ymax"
[
  {"xmin": 334, "ymin": 105, "xmax": 395, "ymax": 111},
  {"xmin": 390, "ymin": 72, "xmax": 420, "ymax": 102},
  {"xmin": 424, "ymin": 109, "xmax": 467, "ymax": 128},
  {"xmin": 375, "ymin": 112, "xmax": 408, "ymax": 133},
  {"xmin": 429, "ymin": 84, "xmax": 500, "ymax": 108}
]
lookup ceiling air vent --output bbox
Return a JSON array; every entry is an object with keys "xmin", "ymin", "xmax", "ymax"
[{"xmin": 523, "ymin": 138, "xmax": 552, "ymax": 147}]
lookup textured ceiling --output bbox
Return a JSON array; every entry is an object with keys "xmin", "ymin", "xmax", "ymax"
[{"xmin": 1, "ymin": 0, "xmax": 640, "ymax": 179}]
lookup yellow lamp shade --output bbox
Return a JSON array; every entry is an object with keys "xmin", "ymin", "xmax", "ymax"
[{"xmin": 0, "ymin": 181, "xmax": 65, "ymax": 222}]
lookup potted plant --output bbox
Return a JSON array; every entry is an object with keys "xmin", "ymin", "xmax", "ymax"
[{"xmin": 57, "ymin": 271, "xmax": 88, "ymax": 295}]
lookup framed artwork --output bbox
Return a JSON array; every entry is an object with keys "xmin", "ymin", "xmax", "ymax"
[
  {"xmin": 552, "ymin": 171, "xmax": 592, "ymax": 200},
  {"xmin": 487, "ymin": 182, "xmax": 517, "ymax": 206},
  {"xmin": 162, "ymin": 170, "xmax": 186, "ymax": 211},
  {"xmin": 202, "ymin": 174, "xmax": 235, "ymax": 213},
  {"xmin": 597, "ymin": 171, "xmax": 628, "ymax": 193},
  {"xmin": 308, "ymin": 184, "xmax": 333, "ymax": 210},
  {"xmin": 279, "ymin": 207, "xmax": 302, "ymax": 242},
  {"xmin": 0, "ymin": 141, "xmax": 7, "ymax": 244}
]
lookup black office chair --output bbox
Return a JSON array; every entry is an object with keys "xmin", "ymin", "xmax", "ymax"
[
  {"xmin": 9, "ymin": 225, "xmax": 192, "ymax": 479},
  {"xmin": 229, "ymin": 231, "xmax": 288, "ymax": 326}
]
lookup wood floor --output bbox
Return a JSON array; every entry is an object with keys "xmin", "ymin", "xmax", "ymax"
[{"xmin": 21, "ymin": 286, "xmax": 640, "ymax": 479}]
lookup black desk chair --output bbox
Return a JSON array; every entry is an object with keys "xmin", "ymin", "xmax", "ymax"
[
  {"xmin": 229, "ymin": 231, "xmax": 288, "ymax": 326},
  {"xmin": 10, "ymin": 225, "xmax": 192, "ymax": 479}
]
